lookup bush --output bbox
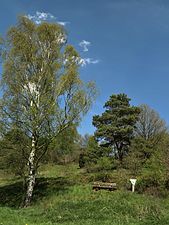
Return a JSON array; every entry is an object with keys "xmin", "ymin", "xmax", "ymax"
[
  {"xmin": 88, "ymin": 171, "xmax": 114, "ymax": 183},
  {"xmin": 96, "ymin": 157, "xmax": 113, "ymax": 171},
  {"xmin": 79, "ymin": 153, "xmax": 86, "ymax": 168},
  {"xmin": 136, "ymin": 170, "xmax": 168, "ymax": 197}
]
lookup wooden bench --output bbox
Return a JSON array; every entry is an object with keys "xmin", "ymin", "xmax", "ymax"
[{"xmin": 92, "ymin": 182, "xmax": 117, "ymax": 191}]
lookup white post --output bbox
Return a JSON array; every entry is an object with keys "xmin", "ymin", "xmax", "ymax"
[{"xmin": 130, "ymin": 179, "xmax": 137, "ymax": 192}]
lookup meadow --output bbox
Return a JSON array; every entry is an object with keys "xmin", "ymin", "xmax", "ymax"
[{"xmin": 0, "ymin": 164, "xmax": 169, "ymax": 225}]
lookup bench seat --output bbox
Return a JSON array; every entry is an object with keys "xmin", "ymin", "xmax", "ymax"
[{"xmin": 93, "ymin": 182, "xmax": 117, "ymax": 191}]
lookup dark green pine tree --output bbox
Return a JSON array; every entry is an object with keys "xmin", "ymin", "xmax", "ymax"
[{"xmin": 93, "ymin": 93, "xmax": 140, "ymax": 163}]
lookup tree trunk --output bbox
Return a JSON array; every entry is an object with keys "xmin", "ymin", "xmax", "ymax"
[
  {"xmin": 117, "ymin": 146, "xmax": 124, "ymax": 164},
  {"xmin": 23, "ymin": 135, "xmax": 36, "ymax": 208}
]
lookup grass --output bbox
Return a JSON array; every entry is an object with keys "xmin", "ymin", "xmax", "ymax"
[{"xmin": 0, "ymin": 164, "xmax": 169, "ymax": 225}]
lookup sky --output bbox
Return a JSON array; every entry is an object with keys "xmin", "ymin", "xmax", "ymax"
[{"xmin": 1, "ymin": 0, "xmax": 169, "ymax": 135}]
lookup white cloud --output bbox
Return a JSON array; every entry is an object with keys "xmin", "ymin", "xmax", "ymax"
[
  {"xmin": 26, "ymin": 11, "xmax": 55, "ymax": 24},
  {"xmin": 79, "ymin": 58, "xmax": 99, "ymax": 66},
  {"xmin": 63, "ymin": 56, "xmax": 99, "ymax": 67},
  {"xmin": 79, "ymin": 40, "xmax": 91, "ymax": 52},
  {"xmin": 36, "ymin": 11, "xmax": 54, "ymax": 20},
  {"xmin": 57, "ymin": 21, "xmax": 69, "ymax": 26},
  {"xmin": 26, "ymin": 11, "xmax": 69, "ymax": 26},
  {"xmin": 78, "ymin": 40, "xmax": 100, "ymax": 66}
]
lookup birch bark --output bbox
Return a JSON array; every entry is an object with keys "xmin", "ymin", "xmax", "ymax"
[{"xmin": 24, "ymin": 135, "xmax": 36, "ymax": 207}]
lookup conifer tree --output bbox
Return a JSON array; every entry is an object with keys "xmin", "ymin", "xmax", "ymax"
[{"xmin": 93, "ymin": 93, "xmax": 140, "ymax": 163}]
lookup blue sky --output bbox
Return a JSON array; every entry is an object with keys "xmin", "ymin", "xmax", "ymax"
[{"xmin": 1, "ymin": 0, "xmax": 169, "ymax": 135}]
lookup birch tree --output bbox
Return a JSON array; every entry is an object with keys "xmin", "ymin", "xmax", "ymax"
[{"xmin": 0, "ymin": 17, "xmax": 96, "ymax": 207}]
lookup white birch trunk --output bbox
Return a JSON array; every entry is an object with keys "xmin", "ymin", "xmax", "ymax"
[{"xmin": 24, "ymin": 135, "xmax": 36, "ymax": 207}]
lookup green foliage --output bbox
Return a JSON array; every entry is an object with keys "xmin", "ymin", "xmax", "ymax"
[
  {"xmin": 124, "ymin": 137, "xmax": 154, "ymax": 175},
  {"xmin": 79, "ymin": 135, "xmax": 115, "ymax": 172},
  {"xmin": 46, "ymin": 125, "xmax": 81, "ymax": 164},
  {"xmin": 93, "ymin": 93, "xmax": 140, "ymax": 162},
  {"xmin": 79, "ymin": 153, "xmax": 86, "ymax": 168},
  {"xmin": 125, "ymin": 133, "xmax": 169, "ymax": 196},
  {"xmin": 96, "ymin": 156, "xmax": 112, "ymax": 170},
  {"xmin": 138, "ymin": 149, "xmax": 167, "ymax": 195},
  {"xmin": 85, "ymin": 136, "xmax": 102, "ymax": 163},
  {"xmin": 0, "ymin": 128, "xmax": 29, "ymax": 177}
]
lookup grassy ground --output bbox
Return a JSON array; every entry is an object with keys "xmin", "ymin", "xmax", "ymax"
[{"xmin": 0, "ymin": 164, "xmax": 169, "ymax": 225}]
